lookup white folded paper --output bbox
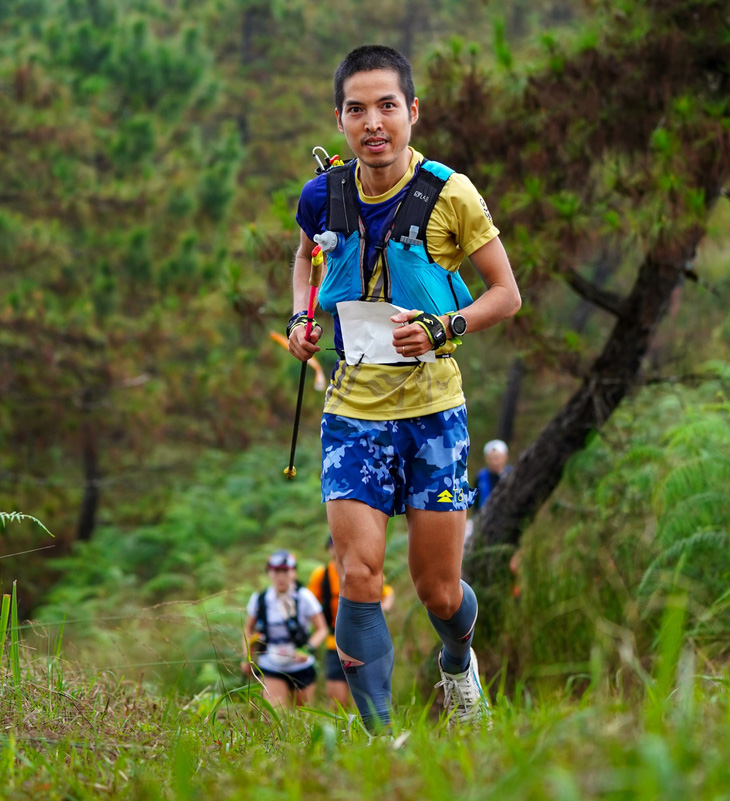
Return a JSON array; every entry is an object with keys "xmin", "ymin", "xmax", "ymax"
[{"xmin": 337, "ymin": 300, "xmax": 436, "ymax": 366}]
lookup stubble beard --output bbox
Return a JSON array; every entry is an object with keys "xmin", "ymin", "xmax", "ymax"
[{"xmin": 359, "ymin": 154, "xmax": 397, "ymax": 170}]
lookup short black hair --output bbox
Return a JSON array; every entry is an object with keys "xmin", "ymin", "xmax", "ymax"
[{"xmin": 334, "ymin": 45, "xmax": 415, "ymax": 114}]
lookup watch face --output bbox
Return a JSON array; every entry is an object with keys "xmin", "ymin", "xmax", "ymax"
[{"xmin": 451, "ymin": 314, "xmax": 467, "ymax": 336}]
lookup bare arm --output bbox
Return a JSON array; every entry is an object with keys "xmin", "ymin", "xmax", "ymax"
[
  {"xmin": 288, "ymin": 228, "xmax": 325, "ymax": 362},
  {"xmin": 292, "ymin": 610, "xmax": 329, "ymax": 663},
  {"xmin": 391, "ymin": 236, "xmax": 521, "ymax": 355},
  {"xmin": 307, "ymin": 611, "xmax": 329, "ymax": 649}
]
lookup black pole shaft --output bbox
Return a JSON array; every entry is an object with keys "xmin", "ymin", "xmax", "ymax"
[{"xmin": 286, "ymin": 360, "xmax": 308, "ymax": 477}]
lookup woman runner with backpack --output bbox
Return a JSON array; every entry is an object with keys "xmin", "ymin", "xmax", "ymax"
[{"xmin": 242, "ymin": 550, "xmax": 328, "ymax": 708}]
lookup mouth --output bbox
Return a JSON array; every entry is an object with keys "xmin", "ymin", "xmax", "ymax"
[{"xmin": 362, "ymin": 136, "xmax": 389, "ymax": 152}]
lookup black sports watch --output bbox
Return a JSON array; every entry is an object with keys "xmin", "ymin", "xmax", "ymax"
[{"xmin": 447, "ymin": 313, "xmax": 468, "ymax": 338}]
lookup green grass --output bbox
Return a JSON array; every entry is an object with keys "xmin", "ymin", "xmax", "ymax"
[
  {"xmin": 3, "ymin": 587, "xmax": 730, "ymax": 800},
  {"xmin": 3, "ymin": 640, "xmax": 730, "ymax": 800}
]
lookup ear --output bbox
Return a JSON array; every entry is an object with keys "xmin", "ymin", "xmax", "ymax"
[
  {"xmin": 335, "ymin": 108, "xmax": 344, "ymax": 133},
  {"xmin": 410, "ymin": 97, "xmax": 419, "ymax": 126}
]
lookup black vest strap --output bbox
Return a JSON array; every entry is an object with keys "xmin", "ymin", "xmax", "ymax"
[
  {"xmin": 390, "ymin": 161, "xmax": 447, "ymax": 262},
  {"xmin": 256, "ymin": 591, "xmax": 268, "ymax": 640},
  {"xmin": 325, "ymin": 160, "xmax": 448, "ymax": 261},
  {"xmin": 326, "ymin": 163, "xmax": 359, "ymax": 236}
]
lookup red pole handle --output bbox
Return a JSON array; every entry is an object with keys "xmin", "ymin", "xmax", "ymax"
[{"xmin": 304, "ymin": 245, "xmax": 323, "ymax": 340}]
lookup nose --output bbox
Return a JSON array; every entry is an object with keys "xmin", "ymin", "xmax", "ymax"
[{"xmin": 364, "ymin": 109, "xmax": 383, "ymax": 132}]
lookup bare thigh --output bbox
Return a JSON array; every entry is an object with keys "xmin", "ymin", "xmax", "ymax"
[
  {"xmin": 406, "ymin": 508, "xmax": 466, "ymax": 619},
  {"xmin": 327, "ymin": 499, "xmax": 388, "ymax": 602}
]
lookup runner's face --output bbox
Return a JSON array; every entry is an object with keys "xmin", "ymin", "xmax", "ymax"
[
  {"xmin": 486, "ymin": 450, "xmax": 508, "ymax": 473},
  {"xmin": 335, "ymin": 69, "xmax": 418, "ymax": 172},
  {"xmin": 269, "ymin": 568, "xmax": 294, "ymax": 592}
]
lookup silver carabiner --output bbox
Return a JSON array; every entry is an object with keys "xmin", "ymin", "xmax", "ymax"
[{"xmin": 312, "ymin": 145, "xmax": 331, "ymax": 174}]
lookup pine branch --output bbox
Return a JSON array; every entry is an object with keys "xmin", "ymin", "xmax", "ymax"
[{"xmin": 562, "ymin": 267, "xmax": 625, "ymax": 317}]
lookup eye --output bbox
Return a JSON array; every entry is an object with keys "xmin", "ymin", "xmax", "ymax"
[{"xmin": 382, "ymin": 102, "xmax": 396, "ymax": 110}]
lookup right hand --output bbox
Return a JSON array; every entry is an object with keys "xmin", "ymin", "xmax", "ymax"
[
  {"xmin": 288, "ymin": 323, "xmax": 322, "ymax": 362},
  {"xmin": 241, "ymin": 660, "xmax": 252, "ymax": 675}
]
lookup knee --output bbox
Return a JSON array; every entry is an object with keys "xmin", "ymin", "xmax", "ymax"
[
  {"xmin": 415, "ymin": 580, "xmax": 462, "ymax": 620},
  {"xmin": 339, "ymin": 558, "xmax": 382, "ymax": 602}
]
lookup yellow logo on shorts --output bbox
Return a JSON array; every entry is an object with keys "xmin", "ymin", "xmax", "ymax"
[{"xmin": 437, "ymin": 490, "xmax": 453, "ymax": 503}]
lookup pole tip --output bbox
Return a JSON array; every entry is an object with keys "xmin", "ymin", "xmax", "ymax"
[{"xmin": 283, "ymin": 466, "xmax": 297, "ymax": 480}]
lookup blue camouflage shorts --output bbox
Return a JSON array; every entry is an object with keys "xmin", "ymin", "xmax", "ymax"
[{"xmin": 321, "ymin": 405, "xmax": 475, "ymax": 516}]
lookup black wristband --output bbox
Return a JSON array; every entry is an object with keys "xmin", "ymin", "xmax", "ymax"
[
  {"xmin": 411, "ymin": 311, "xmax": 447, "ymax": 350},
  {"xmin": 286, "ymin": 311, "xmax": 321, "ymax": 339}
]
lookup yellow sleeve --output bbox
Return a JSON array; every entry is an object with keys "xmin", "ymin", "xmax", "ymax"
[
  {"xmin": 426, "ymin": 172, "xmax": 500, "ymax": 271},
  {"xmin": 381, "ymin": 584, "xmax": 394, "ymax": 599}
]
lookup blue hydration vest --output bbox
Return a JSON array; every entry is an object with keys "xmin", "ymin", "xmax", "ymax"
[{"xmin": 317, "ymin": 160, "xmax": 473, "ymax": 317}]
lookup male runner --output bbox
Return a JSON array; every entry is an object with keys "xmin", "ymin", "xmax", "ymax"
[{"xmin": 288, "ymin": 45, "xmax": 520, "ymax": 731}]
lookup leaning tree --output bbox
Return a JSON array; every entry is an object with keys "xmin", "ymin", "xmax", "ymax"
[{"xmin": 417, "ymin": 0, "xmax": 730, "ymax": 586}]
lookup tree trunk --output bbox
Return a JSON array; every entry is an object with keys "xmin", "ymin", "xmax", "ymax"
[
  {"xmin": 496, "ymin": 356, "xmax": 523, "ymax": 445},
  {"xmin": 465, "ymin": 235, "xmax": 704, "ymax": 584},
  {"xmin": 77, "ymin": 388, "xmax": 100, "ymax": 542},
  {"xmin": 399, "ymin": 0, "xmax": 425, "ymax": 61}
]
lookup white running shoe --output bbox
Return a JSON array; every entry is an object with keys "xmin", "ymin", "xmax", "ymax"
[{"xmin": 435, "ymin": 648, "xmax": 491, "ymax": 727}]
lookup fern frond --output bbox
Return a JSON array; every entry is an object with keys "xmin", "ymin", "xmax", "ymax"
[
  {"xmin": 658, "ymin": 492, "xmax": 730, "ymax": 545},
  {"xmin": 0, "ymin": 512, "xmax": 53, "ymax": 536},
  {"xmin": 656, "ymin": 457, "xmax": 730, "ymax": 513},
  {"xmin": 663, "ymin": 416, "xmax": 730, "ymax": 452},
  {"xmin": 638, "ymin": 529, "xmax": 730, "ymax": 602}
]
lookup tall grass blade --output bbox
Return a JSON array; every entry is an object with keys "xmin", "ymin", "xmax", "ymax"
[
  {"xmin": 646, "ymin": 594, "xmax": 688, "ymax": 730},
  {"xmin": 10, "ymin": 582, "xmax": 22, "ymax": 710},
  {"xmin": 0, "ymin": 594, "xmax": 10, "ymax": 671},
  {"xmin": 172, "ymin": 736, "xmax": 196, "ymax": 801},
  {"xmin": 53, "ymin": 613, "xmax": 66, "ymax": 660}
]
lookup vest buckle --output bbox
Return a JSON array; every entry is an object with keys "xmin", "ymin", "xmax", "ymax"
[{"xmin": 399, "ymin": 225, "xmax": 423, "ymax": 250}]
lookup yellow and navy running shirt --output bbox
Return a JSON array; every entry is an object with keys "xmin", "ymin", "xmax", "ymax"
[{"xmin": 295, "ymin": 148, "xmax": 499, "ymax": 421}]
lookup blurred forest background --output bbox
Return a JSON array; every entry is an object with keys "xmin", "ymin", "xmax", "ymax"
[{"xmin": 1, "ymin": 0, "xmax": 729, "ymax": 703}]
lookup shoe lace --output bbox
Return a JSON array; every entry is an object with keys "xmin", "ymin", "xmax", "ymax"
[{"xmin": 435, "ymin": 669, "xmax": 482, "ymax": 722}]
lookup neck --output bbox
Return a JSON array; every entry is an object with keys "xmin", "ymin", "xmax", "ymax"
[{"xmin": 358, "ymin": 149, "xmax": 412, "ymax": 197}]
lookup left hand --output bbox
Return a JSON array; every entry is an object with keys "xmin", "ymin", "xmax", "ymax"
[{"xmin": 391, "ymin": 310, "xmax": 441, "ymax": 358}]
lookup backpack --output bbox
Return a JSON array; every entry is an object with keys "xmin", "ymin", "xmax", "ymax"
[
  {"xmin": 320, "ymin": 563, "xmax": 335, "ymax": 632},
  {"xmin": 255, "ymin": 583, "xmax": 309, "ymax": 649},
  {"xmin": 319, "ymin": 159, "xmax": 473, "ymax": 316}
]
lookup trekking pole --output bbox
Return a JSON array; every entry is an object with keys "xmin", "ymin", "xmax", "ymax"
[{"xmin": 284, "ymin": 244, "xmax": 324, "ymax": 480}]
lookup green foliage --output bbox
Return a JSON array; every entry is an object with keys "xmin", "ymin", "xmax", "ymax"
[
  {"xmin": 111, "ymin": 114, "xmax": 157, "ymax": 170},
  {"xmin": 197, "ymin": 123, "xmax": 243, "ymax": 222},
  {"xmin": 493, "ymin": 17, "xmax": 513, "ymax": 70},
  {"xmin": 494, "ymin": 373, "xmax": 730, "ymax": 684},
  {"xmin": 31, "ymin": 441, "xmax": 329, "ymax": 690},
  {"xmin": 0, "ymin": 0, "xmax": 254, "ymax": 554},
  {"xmin": 419, "ymin": 0, "xmax": 730, "ymax": 378}
]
